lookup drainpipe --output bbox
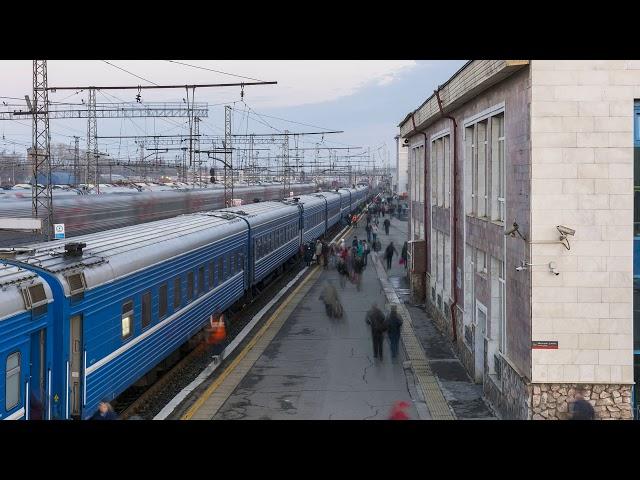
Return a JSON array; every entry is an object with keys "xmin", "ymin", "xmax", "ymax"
[
  {"xmin": 434, "ymin": 88, "xmax": 458, "ymax": 343},
  {"xmin": 410, "ymin": 111, "xmax": 430, "ymax": 280}
]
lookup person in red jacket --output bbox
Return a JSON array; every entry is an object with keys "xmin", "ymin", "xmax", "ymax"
[{"xmin": 388, "ymin": 401, "xmax": 410, "ymax": 420}]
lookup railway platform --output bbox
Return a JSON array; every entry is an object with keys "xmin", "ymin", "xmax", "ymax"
[{"xmin": 175, "ymin": 209, "xmax": 493, "ymax": 420}]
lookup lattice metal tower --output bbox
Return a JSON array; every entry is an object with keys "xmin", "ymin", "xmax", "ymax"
[
  {"xmin": 224, "ymin": 105, "xmax": 233, "ymax": 206},
  {"xmin": 86, "ymin": 88, "xmax": 98, "ymax": 192},
  {"xmin": 282, "ymin": 130, "xmax": 290, "ymax": 198},
  {"xmin": 73, "ymin": 136, "xmax": 80, "ymax": 187},
  {"xmin": 31, "ymin": 60, "xmax": 53, "ymax": 240},
  {"xmin": 193, "ymin": 117, "xmax": 201, "ymax": 187}
]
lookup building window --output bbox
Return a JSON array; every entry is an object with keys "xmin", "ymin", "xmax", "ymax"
[
  {"xmin": 492, "ymin": 113, "xmax": 505, "ymax": 224},
  {"xmin": 443, "ymin": 136, "xmax": 450, "ymax": 209},
  {"xmin": 141, "ymin": 291, "xmax": 151, "ymax": 329},
  {"xmin": 198, "ymin": 266, "xmax": 205, "ymax": 295},
  {"xmin": 174, "ymin": 277, "xmax": 182, "ymax": 310},
  {"xmin": 498, "ymin": 259, "xmax": 506, "ymax": 353},
  {"xmin": 466, "ymin": 111, "xmax": 504, "ymax": 221},
  {"xmin": 489, "ymin": 257, "xmax": 506, "ymax": 375},
  {"xmin": 476, "ymin": 249, "xmax": 487, "ymax": 276},
  {"xmin": 477, "ymin": 120, "xmax": 488, "ymax": 218},
  {"xmin": 465, "ymin": 126, "xmax": 475, "ymax": 215},
  {"xmin": 5, "ymin": 352, "xmax": 20, "ymax": 411},
  {"xmin": 121, "ymin": 300, "xmax": 134, "ymax": 339},
  {"xmin": 159, "ymin": 283, "xmax": 168, "ymax": 318},
  {"xmin": 187, "ymin": 271, "xmax": 194, "ymax": 301}
]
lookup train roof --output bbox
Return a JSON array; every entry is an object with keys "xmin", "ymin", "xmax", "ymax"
[
  {"xmin": 294, "ymin": 194, "xmax": 326, "ymax": 209},
  {"xmin": 8, "ymin": 211, "xmax": 247, "ymax": 294},
  {"xmin": 219, "ymin": 201, "xmax": 300, "ymax": 227},
  {"xmin": 312, "ymin": 191, "xmax": 342, "ymax": 202},
  {"xmin": 0, "ymin": 264, "xmax": 53, "ymax": 322}
]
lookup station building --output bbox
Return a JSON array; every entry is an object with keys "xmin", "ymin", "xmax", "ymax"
[
  {"xmin": 399, "ymin": 60, "xmax": 637, "ymax": 419},
  {"xmin": 394, "ymin": 134, "xmax": 409, "ymax": 196}
]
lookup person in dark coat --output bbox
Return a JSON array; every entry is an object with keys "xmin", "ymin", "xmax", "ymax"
[
  {"xmin": 303, "ymin": 243, "xmax": 314, "ymax": 266},
  {"xmin": 384, "ymin": 242, "xmax": 399, "ymax": 270},
  {"xmin": 383, "ymin": 218, "xmax": 391, "ymax": 235},
  {"xmin": 365, "ymin": 223, "xmax": 372, "ymax": 243},
  {"xmin": 569, "ymin": 387, "xmax": 595, "ymax": 420},
  {"xmin": 352, "ymin": 235, "xmax": 358, "ymax": 248},
  {"xmin": 386, "ymin": 305, "xmax": 403, "ymax": 359},
  {"xmin": 321, "ymin": 241, "xmax": 329, "ymax": 270},
  {"xmin": 365, "ymin": 304, "xmax": 388, "ymax": 360},
  {"xmin": 401, "ymin": 241, "xmax": 408, "ymax": 270},
  {"xmin": 91, "ymin": 400, "xmax": 118, "ymax": 420}
]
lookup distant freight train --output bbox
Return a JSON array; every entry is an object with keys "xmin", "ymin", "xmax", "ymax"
[
  {"xmin": 0, "ymin": 185, "xmax": 369, "ymax": 420},
  {"xmin": 0, "ymin": 183, "xmax": 316, "ymax": 246}
]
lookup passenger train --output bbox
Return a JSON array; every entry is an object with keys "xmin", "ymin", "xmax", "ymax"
[
  {"xmin": 0, "ymin": 182, "xmax": 316, "ymax": 246},
  {"xmin": 0, "ymin": 185, "xmax": 369, "ymax": 419}
]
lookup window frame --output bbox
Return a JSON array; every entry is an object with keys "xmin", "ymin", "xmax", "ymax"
[
  {"xmin": 187, "ymin": 271, "xmax": 194, "ymax": 301},
  {"xmin": 5, "ymin": 351, "xmax": 21, "ymax": 411},
  {"xmin": 141, "ymin": 291, "xmax": 152, "ymax": 330},
  {"xmin": 173, "ymin": 277, "xmax": 182, "ymax": 310},
  {"xmin": 159, "ymin": 283, "xmax": 168, "ymax": 319},
  {"xmin": 121, "ymin": 300, "xmax": 134, "ymax": 340},
  {"xmin": 198, "ymin": 266, "xmax": 205, "ymax": 295}
]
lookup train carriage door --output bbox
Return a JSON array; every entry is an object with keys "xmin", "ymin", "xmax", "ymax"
[
  {"xmin": 28, "ymin": 329, "xmax": 46, "ymax": 420},
  {"xmin": 69, "ymin": 315, "xmax": 83, "ymax": 418}
]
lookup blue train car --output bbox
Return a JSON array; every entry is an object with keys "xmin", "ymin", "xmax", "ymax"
[
  {"xmin": 0, "ymin": 264, "xmax": 54, "ymax": 420},
  {"xmin": 337, "ymin": 189, "xmax": 352, "ymax": 220},
  {"xmin": 296, "ymin": 195, "xmax": 327, "ymax": 244},
  {"xmin": 313, "ymin": 192, "xmax": 342, "ymax": 231},
  {"xmin": 7, "ymin": 212, "xmax": 248, "ymax": 419},
  {"xmin": 220, "ymin": 202, "xmax": 301, "ymax": 285},
  {"xmin": 0, "ymin": 186, "xmax": 373, "ymax": 420}
]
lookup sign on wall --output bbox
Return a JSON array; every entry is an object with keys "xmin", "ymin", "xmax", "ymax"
[{"xmin": 54, "ymin": 223, "xmax": 65, "ymax": 239}]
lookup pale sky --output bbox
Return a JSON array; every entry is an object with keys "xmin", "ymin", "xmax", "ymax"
[{"xmin": 0, "ymin": 60, "xmax": 466, "ymax": 168}]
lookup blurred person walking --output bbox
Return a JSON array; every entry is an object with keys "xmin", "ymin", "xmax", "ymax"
[
  {"xmin": 365, "ymin": 304, "xmax": 388, "ymax": 360},
  {"xmin": 384, "ymin": 242, "xmax": 399, "ymax": 270},
  {"xmin": 386, "ymin": 305, "xmax": 403, "ymax": 359}
]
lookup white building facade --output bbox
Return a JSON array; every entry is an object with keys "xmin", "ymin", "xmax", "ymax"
[
  {"xmin": 394, "ymin": 134, "xmax": 409, "ymax": 195},
  {"xmin": 400, "ymin": 60, "xmax": 635, "ymax": 419}
]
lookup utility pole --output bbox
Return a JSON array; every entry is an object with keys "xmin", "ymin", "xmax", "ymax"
[
  {"xmin": 31, "ymin": 59, "xmax": 53, "ymax": 240},
  {"xmin": 282, "ymin": 129, "xmax": 290, "ymax": 198},
  {"xmin": 224, "ymin": 105, "xmax": 233, "ymax": 207},
  {"xmin": 73, "ymin": 136, "xmax": 80, "ymax": 187},
  {"xmin": 86, "ymin": 88, "xmax": 98, "ymax": 192},
  {"xmin": 193, "ymin": 116, "xmax": 201, "ymax": 187}
]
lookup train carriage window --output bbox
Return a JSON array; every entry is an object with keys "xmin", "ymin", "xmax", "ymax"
[
  {"xmin": 159, "ymin": 284, "xmax": 168, "ymax": 318},
  {"xmin": 141, "ymin": 292, "xmax": 151, "ymax": 329},
  {"xmin": 237, "ymin": 251, "xmax": 243, "ymax": 271},
  {"xmin": 187, "ymin": 272, "xmax": 194, "ymax": 300},
  {"xmin": 229, "ymin": 254, "xmax": 235, "ymax": 276},
  {"xmin": 173, "ymin": 277, "xmax": 182, "ymax": 310},
  {"xmin": 121, "ymin": 300, "xmax": 134, "ymax": 340},
  {"xmin": 5, "ymin": 352, "xmax": 20, "ymax": 411},
  {"xmin": 198, "ymin": 266, "xmax": 205, "ymax": 295},
  {"xmin": 209, "ymin": 261, "xmax": 215, "ymax": 290},
  {"xmin": 218, "ymin": 258, "xmax": 224, "ymax": 282}
]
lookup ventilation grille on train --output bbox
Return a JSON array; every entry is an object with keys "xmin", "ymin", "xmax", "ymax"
[
  {"xmin": 21, "ymin": 283, "xmax": 48, "ymax": 313},
  {"xmin": 66, "ymin": 272, "xmax": 87, "ymax": 296}
]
